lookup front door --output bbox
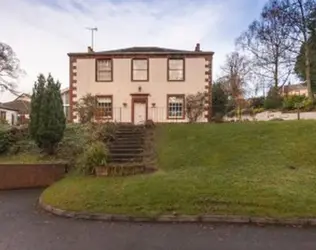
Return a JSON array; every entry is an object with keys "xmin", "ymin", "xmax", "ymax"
[{"xmin": 133, "ymin": 102, "xmax": 147, "ymax": 124}]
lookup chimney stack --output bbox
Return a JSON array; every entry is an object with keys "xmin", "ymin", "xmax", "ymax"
[
  {"xmin": 195, "ymin": 43, "xmax": 201, "ymax": 52},
  {"xmin": 88, "ymin": 46, "xmax": 94, "ymax": 53}
]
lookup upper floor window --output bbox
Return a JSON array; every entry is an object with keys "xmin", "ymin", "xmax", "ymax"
[
  {"xmin": 132, "ymin": 59, "xmax": 149, "ymax": 81},
  {"xmin": 168, "ymin": 58, "xmax": 185, "ymax": 81},
  {"xmin": 96, "ymin": 59, "xmax": 112, "ymax": 82},
  {"xmin": 96, "ymin": 96, "xmax": 113, "ymax": 119},
  {"xmin": 167, "ymin": 94, "xmax": 185, "ymax": 119}
]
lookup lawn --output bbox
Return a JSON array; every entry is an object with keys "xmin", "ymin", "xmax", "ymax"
[{"xmin": 41, "ymin": 120, "xmax": 316, "ymax": 218}]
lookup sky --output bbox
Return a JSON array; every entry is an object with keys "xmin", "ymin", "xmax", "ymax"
[{"xmin": 0, "ymin": 0, "xmax": 267, "ymax": 101}]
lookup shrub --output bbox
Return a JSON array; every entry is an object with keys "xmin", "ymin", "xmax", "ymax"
[
  {"xmin": 186, "ymin": 92, "xmax": 206, "ymax": 122},
  {"xmin": 226, "ymin": 109, "xmax": 236, "ymax": 118},
  {"xmin": 57, "ymin": 123, "xmax": 115, "ymax": 169},
  {"xmin": 302, "ymin": 98, "xmax": 315, "ymax": 111},
  {"xmin": 212, "ymin": 83, "xmax": 228, "ymax": 116},
  {"xmin": 77, "ymin": 141, "xmax": 108, "ymax": 174},
  {"xmin": 249, "ymin": 97, "xmax": 265, "ymax": 108},
  {"xmin": 76, "ymin": 94, "xmax": 97, "ymax": 123},
  {"xmin": 0, "ymin": 130, "xmax": 10, "ymax": 154},
  {"xmin": 241, "ymin": 108, "xmax": 254, "ymax": 116},
  {"xmin": 211, "ymin": 113, "xmax": 224, "ymax": 123},
  {"xmin": 0, "ymin": 118, "xmax": 9, "ymax": 125},
  {"xmin": 92, "ymin": 123, "xmax": 117, "ymax": 143},
  {"xmin": 282, "ymin": 95, "xmax": 307, "ymax": 110},
  {"xmin": 56, "ymin": 124, "xmax": 87, "ymax": 166},
  {"xmin": 264, "ymin": 87, "xmax": 283, "ymax": 110}
]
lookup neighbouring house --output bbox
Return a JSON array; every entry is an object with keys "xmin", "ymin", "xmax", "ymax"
[
  {"xmin": 281, "ymin": 83, "xmax": 308, "ymax": 97},
  {"xmin": 2, "ymin": 94, "xmax": 31, "ymax": 124},
  {"xmin": 61, "ymin": 87, "xmax": 70, "ymax": 121},
  {"xmin": 68, "ymin": 44, "xmax": 214, "ymax": 124},
  {"xmin": 0, "ymin": 104, "xmax": 19, "ymax": 125}
]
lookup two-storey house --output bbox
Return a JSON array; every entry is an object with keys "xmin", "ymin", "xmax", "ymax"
[{"xmin": 68, "ymin": 44, "xmax": 214, "ymax": 124}]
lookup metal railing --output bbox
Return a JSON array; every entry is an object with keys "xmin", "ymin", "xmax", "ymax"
[{"xmin": 94, "ymin": 106, "xmax": 193, "ymax": 123}]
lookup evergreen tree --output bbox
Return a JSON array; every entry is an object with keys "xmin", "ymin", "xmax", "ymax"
[
  {"xmin": 295, "ymin": 34, "xmax": 316, "ymax": 92},
  {"xmin": 30, "ymin": 74, "xmax": 46, "ymax": 145},
  {"xmin": 30, "ymin": 73, "xmax": 66, "ymax": 154},
  {"xmin": 212, "ymin": 82, "xmax": 228, "ymax": 116}
]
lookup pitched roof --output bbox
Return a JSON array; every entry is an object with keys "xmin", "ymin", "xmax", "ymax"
[
  {"xmin": 96, "ymin": 46, "xmax": 194, "ymax": 54},
  {"xmin": 0, "ymin": 103, "xmax": 19, "ymax": 112},
  {"xmin": 2, "ymin": 100, "xmax": 30, "ymax": 114},
  {"xmin": 68, "ymin": 46, "xmax": 214, "ymax": 56}
]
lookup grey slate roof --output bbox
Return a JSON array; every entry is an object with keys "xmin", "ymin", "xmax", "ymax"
[
  {"xmin": 1, "ymin": 100, "xmax": 30, "ymax": 114},
  {"xmin": 68, "ymin": 46, "xmax": 214, "ymax": 56},
  {"xmin": 95, "ymin": 46, "xmax": 194, "ymax": 54},
  {"xmin": 0, "ymin": 103, "xmax": 19, "ymax": 112}
]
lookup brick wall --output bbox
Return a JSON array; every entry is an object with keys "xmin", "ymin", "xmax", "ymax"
[{"xmin": 0, "ymin": 164, "xmax": 66, "ymax": 190}]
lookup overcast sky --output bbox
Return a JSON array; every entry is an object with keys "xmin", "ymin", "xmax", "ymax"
[{"xmin": 0, "ymin": 0, "xmax": 266, "ymax": 101}]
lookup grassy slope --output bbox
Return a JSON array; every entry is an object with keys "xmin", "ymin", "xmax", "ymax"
[{"xmin": 42, "ymin": 121, "xmax": 316, "ymax": 218}]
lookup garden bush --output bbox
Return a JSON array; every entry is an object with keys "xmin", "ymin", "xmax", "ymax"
[
  {"xmin": 77, "ymin": 141, "xmax": 108, "ymax": 174},
  {"xmin": 249, "ymin": 97, "xmax": 265, "ymax": 108},
  {"xmin": 302, "ymin": 98, "xmax": 315, "ymax": 111},
  {"xmin": 0, "ymin": 130, "xmax": 10, "ymax": 154},
  {"xmin": 282, "ymin": 95, "xmax": 307, "ymax": 110},
  {"xmin": 241, "ymin": 108, "xmax": 254, "ymax": 116},
  {"xmin": 56, "ymin": 124, "xmax": 89, "ymax": 166},
  {"xmin": 211, "ymin": 113, "xmax": 224, "ymax": 123},
  {"xmin": 57, "ymin": 123, "xmax": 116, "ymax": 169},
  {"xmin": 90, "ymin": 122, "xmax": 117, "ymax": 143},
  {"xmin": 264, "ymin": 88, "xmax": 283, "ymax": 110},
  {"xmin": 226, "ymin": 109, "xmax": 236, "ymax": 118}
]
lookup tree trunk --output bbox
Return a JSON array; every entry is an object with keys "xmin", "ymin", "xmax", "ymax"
[
  {"xmin": 305, "ymin": 43, "xmax": 313, "ymax": 100},
  {"xmin": 274, "ymin": 60, "xmax": 279, "ymax": 88}
]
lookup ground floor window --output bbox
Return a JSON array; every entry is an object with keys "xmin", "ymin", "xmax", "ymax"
[
  {"xmin": 96, "ymin": 96, "xmax": 113, "ymax": 119},
  {"xmin": 0, "ymin": 111, "xmax": 6, "ymax": 121},
  {"xmin": 167, "ymin": 94, "xmax": 185, "ymax": 119}
]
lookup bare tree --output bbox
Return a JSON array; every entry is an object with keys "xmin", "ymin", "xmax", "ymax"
[
  {"xmin": 0, "ymin": 43, "xmax": 23, "ymax": 92},
  {"xmin": 219, "ymin": 52, "xmax": 251, "ymax": 100},
  {"xmin": 237, "ymin": 0, "xmax": 296, "ymax": 90},
  {"xmin": 219, "ymin": 52, "xmax": 251, "ymax": 119},
  {"xmin": 276, "ymin": 0, "xmax": 316, "ymax": 100},
  {"xmin": 185, "ymin": 92, "xmax": 206, "ymax": 123},
  {"xmin": 76, "ymin": 94, "xmax": 97, "ymax": 123}
]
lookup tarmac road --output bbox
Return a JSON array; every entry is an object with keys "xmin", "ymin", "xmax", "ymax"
[{"xmin": 1, "ymin": 189, "xmax": 316, "ymax": 250}]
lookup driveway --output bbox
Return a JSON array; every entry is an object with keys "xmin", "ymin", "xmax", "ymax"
[{"xmin": 1, "ymin": 189, "xmax": 316, "ymax": 250}]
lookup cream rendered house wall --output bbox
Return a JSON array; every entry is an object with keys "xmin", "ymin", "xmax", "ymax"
[
  {"xmin": 287, "ymin": 88, "xmax": 308, "ymax": 96},
  {"xmin": 0, "ymin": 108, "xmax": 18, "ymax": 125},
  {"xmin": 72, "ymin": 57, "xmax": 210, "ymax": 123}
]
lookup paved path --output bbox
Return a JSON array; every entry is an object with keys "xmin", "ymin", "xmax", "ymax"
[{"xmin": 1, "ymin": 190, "xmax": 316, "ymax": 250}]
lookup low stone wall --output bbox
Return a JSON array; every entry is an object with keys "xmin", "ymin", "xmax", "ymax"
[
  {"xmin": 225, "ymin": 111, "xmax": 316, "ymax": 122},
  {"xmin": 0, "ymin": 164, "xmax": 66, "ymax": 190}
]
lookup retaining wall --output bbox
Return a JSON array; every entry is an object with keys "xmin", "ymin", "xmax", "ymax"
[{"xmin": 0, "ymin": 164, "xmax": 66, "ymax": 190}]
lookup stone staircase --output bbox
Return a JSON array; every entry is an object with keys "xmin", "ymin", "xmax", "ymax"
[{"xmin": 107, "ymin": 124, "xmax": 146, "ymax": 169}]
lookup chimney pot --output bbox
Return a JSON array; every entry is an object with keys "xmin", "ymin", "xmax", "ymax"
[
  {"xmin": 88, "ymin": 46, "xmax": 94, "ymax": 53},
  {"xmin": 195, "ymin": 43, "xmax": 201, "ymax": 52}
]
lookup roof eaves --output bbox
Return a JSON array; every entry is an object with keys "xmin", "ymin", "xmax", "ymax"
[
  {"xmin": 68, "ymin": 51, "xmax": 214, "ymax": 57},
  {"xmin": 0, "ymin": 104, "xmax": 19, "ymax": 112}
]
